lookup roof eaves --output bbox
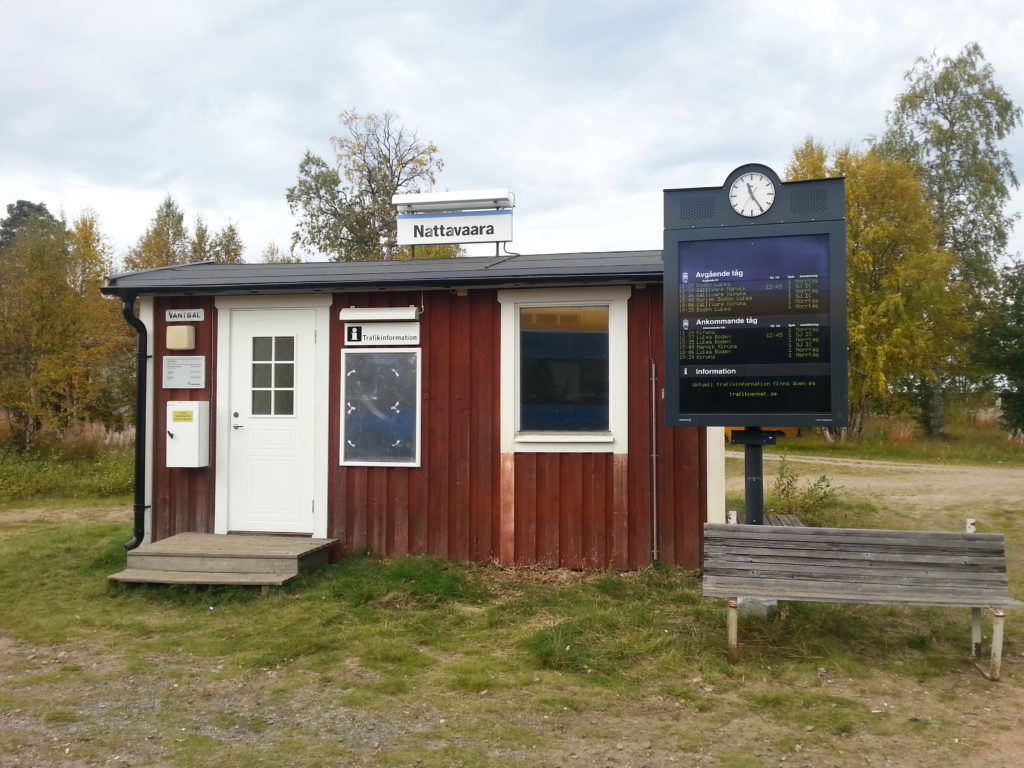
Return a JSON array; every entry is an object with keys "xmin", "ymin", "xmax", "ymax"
[{"xmin": 100, "ymin": 251, "xmax": 665, "ymax": 297}]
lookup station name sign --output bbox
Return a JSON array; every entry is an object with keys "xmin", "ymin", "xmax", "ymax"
[
  {"xmin": 663, "ymin": 165, "xmax": 847, "ymax": 428},
  {"xmin": 396, "ymin": 209, "xmax": 512, "ymax": 246}
]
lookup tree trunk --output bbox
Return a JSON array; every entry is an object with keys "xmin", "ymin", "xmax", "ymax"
[
  {"xmin": 917, "ymin": 378, "xmax": 947, "ymax": 438},
  {"xmin": 929, "ymin": 383, "xmax": 946, "ymax": 437}
]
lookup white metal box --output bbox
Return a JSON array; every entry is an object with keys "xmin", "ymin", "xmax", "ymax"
[{"xmin": 166, "ymin": 401, "xmax": 210, "ymax": 468}]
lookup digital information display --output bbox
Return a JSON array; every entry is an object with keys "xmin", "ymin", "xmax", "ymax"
[{"xmin": 664, "ymin": 222, "xmax": 847, "ymax": 427}]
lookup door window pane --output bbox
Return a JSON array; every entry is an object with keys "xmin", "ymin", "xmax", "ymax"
[
  {"xmin": 520, "ymin": 306, "xmax": 609, "ymax": 431},
  {"xmin": 275, "ymin": 336, "xmax": 294, "ymax": 361},
  {"xmin": 274, "ymin": 390, "xmax": 294, "ymax": 415},
  {"xmin": 252, "ymin": 390, "xmax": 272, "ymax": 415},
  {"xmin": 251, "ymin": 336, "xmax": 295, "ymax": 416},
  {"xmin": 274, "ymin": 363, "xmax": 294, "ymax": 388},
  {"xmin": 252, "ymin": 363, "xmax": 272, "ymax": 388},
  {"xmin": 253, "ymin": 337, "xmax": 273, "ymax": 361}
]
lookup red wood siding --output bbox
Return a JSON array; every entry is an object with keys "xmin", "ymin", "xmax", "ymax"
[
  {"xmin": 146, "ymin": 284, "xmax": 706, "ymax": 569},
  {"xmin": 328, "ymin": 291, "xmax": 502, "ymax": 562},
  {"xmin": 631, "ymin": 286, "xmax": 706, "ymax": 569},
  {"xmin": 504, "ymin": 286, "xmax": 705, "ymax": 570},
  {"xmin": 151, "ymin": 296, "xmax": 217, "ymax": 541},
  {"xmin": 327, "ymin": 285, "xmax": 705, "ymax": 570}
]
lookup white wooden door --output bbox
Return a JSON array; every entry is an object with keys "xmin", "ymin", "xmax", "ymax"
[{"xmin": 225, "ymin": 307, "xmax": 318, "ymax": 534}]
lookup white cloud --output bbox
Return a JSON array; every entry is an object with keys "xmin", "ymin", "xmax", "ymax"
[{"xmin": 2, "ymin": 0, "xmax": 1023, "ymax": 263}]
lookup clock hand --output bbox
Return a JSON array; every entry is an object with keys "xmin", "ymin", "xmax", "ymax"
[{"xmin": 745, "ymin": 183, "xmax": 765, "ymax": 214}]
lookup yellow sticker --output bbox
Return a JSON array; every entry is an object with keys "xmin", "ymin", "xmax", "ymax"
[{"xmin": 172, "ymin": 411, "xmax": 194, "ymax": 422}]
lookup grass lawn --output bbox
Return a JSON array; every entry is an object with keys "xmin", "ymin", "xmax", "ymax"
[
  {"xmin": 2, "ymin": 506, "xmax": 1021, "ymax": 767},
  {"xmin": 1, "ymin": 425, "xmax": 1021, "ymax": 766}
]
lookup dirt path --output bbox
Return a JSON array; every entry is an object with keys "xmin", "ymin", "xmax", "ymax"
[{"xmin": 727, "ymin": 452, "xmax": 1024, "ymax": 535}]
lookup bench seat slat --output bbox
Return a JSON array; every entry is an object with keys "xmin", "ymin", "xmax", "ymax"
[
  {"xmin": 704, "ymin": 575, "xmax": 1014, "ymax": 598},
  {"xmin": 704, "ymin": 540, "xmax": 1007, "ymax": 558},
  {"xmin": 706, "ymin": 561, "xmax": 1010, "ymax": 585},
  {"xmin": 704, "ymin": 545, "xmax": 1008, "ymax": 569},
  {"xmin": 704, "ymin": 575, "xmax": 1024, "ymax": 607},
  {"xmin": 708, "ymin": 528, "xmax": 1003, "ymax": 544},
  {"xmin": 704, "ymin": 571, "xmax": 1013, "ymax": 593},
  {"xmin": 706, "ymin": 576, "xmax": 1010, "ymax": 593},
  {"xmin": 704, "ymin": 582, "xmax": 1024, "ymax": 609},
  {"xmin": 705, "ymin": 532, "xmax": 1007, "ymax": 554}
]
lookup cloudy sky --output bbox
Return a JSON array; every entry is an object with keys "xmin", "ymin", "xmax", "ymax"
[{"xmin": 2, "ymin": 0, "xmax": 1023, "ymax": 264}]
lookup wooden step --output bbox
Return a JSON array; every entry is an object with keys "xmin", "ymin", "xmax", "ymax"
[
  {"xmin": 127, "ymin": 551, "xmax": 319, "ymax": 575},
  {"xmin": 109, "ymin": 532, "xmax": 336, "ymax": 588},
  {"xmin": 110, "ymin": 568, "xmax": 295, "ymax": 586}
]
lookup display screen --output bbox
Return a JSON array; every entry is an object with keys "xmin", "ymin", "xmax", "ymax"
[{"xmin": 669, "ymin": 231, "xmax": 843, "ymax": 424}]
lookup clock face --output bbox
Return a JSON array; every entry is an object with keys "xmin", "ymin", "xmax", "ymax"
[{"xmin": 729, "ymin": 172, "xmax": 776, "ymax": 217}]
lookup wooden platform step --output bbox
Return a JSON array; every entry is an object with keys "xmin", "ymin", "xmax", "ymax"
[
  {"xmin": 109, "ymin": 532, "xmax": 336, "ymax": 589},
  {"xmin": 110, "ymin": 568, "xmax": 294, "ymax": 587}
]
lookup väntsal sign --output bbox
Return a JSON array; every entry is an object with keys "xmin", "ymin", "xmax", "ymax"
[{"xmin": 396, "ymin": 210, "xmax": 512, "ymax": 246}]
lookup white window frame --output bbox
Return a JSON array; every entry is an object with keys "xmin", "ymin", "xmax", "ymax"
[
  {"xmin": 340, "ymin": 347, "xmax": 422, "ymax": 467},
  {"xmin": 498, "ymin": 285, "xmax": 630, "ymax": 454}
]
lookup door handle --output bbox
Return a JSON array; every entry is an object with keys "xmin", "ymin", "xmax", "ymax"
[{"xmin": 233, "ymin": 424, "xmax": 244, "ymax": 430}]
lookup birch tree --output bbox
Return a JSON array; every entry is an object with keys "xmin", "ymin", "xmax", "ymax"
[
  {"xmin": 878, "ymin": 43, "xmax": 1022, "ymax": 434},
  {"xmin": 786, "ymin": 139, "xmax": 962, "ymax": 436},
  {"xmin": 286, "ymin": 110, "xmax": 460, "ymax": 261}
]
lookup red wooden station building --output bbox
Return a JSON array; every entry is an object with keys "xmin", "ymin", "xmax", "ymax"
[{"xmin": 102, "ymin": 250, "xmax": 723, "ymax": 571}]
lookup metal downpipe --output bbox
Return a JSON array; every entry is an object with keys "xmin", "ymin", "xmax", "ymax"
[
  {"xmin": 650, "ymin": 360, "xmax": 659, "ymax": 564},
  {"xmin": 121, "ymin": 295, "xmax": 149, "ymax": 551}
]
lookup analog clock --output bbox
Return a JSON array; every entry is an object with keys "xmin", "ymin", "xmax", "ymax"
[{"xmin": 729, "ymin": 171, "xmax": 776, "ymax": 217}]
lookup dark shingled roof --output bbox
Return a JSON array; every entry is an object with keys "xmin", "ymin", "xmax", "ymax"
[{"xmin": 101, "ymin": 250, "xmax": 664, "ymax": 297}]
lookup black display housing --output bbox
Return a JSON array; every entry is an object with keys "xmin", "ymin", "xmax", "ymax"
[{"xmin": 663, "ymin": 166, "xmax": 848, "ymax": 428}]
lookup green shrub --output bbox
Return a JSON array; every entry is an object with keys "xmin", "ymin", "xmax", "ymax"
[
  {"xmin": 765, "ymin": 456, "xmax": 844, "ymax": 527},
  {"xmin": 0, "ymin": 445, "xmax": 133, "ymax": 503}
]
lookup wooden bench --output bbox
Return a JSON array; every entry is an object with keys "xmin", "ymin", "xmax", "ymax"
[{"xmin": 703, "ymin": 523, "xmax": 1024, "ymax": 680}]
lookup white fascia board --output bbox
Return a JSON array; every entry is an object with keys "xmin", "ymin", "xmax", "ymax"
[{"xmin": 339, "ymin": 305, "xmax": 419, "ymax": 321}]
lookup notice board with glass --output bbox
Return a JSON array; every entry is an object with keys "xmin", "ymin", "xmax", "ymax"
[{"xmin": 340, "ymin": 348, "xmax": 421, "ymax": 466}]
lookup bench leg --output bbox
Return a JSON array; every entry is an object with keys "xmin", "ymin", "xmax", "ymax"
[
  {"xmin": 974, "ymin": 608, "xmax": 1006, "ymax": 682},
  {"xmin": 989, "ymin": 610, "xmax": 1005, "ymax": 682},
  {"xmin": 727, "ymin": 598, "xmax": 739, "ymax": 663},
  {"xmin": 972, "ymin": 607, "xmax": 982, "ymax": 658}
]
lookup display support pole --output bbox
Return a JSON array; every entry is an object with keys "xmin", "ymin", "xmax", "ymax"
[{"xmin": 731, "ymin": 427, "xmax": 780, "ymax": 525}]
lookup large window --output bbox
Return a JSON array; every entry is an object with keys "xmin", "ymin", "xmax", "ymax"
[
  {"xmin": 498, "ymin": 286, "xmax": 630, "ymax": 454},
  {"xmin": 340, "ymin": 348, "xmax": 421, "ymax": 466},
  {"xmin": 520, "ymin": 306, "xmax": 609, "ymax": 431}
]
